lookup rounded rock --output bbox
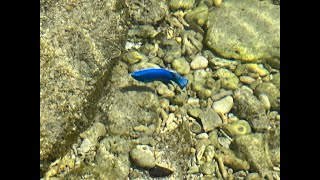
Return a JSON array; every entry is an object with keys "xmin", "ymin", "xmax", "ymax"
[
  {"xmin": 239, "ymin": 76, "xmax": 256, "ymax": 84},
  {"xmin": 200, "ymin": 161, "xmax": 215, "ymax": 175},
  {"xmin": 169, "ymin": 0, "xmax": 195, "ymax": 10},
  {"xmin": 130, "ymin": 145, "xmax": 156, "ymax": 169},
  {"xmin": 212, "ymin": 96, "xmax": 233, "ymax": 115},
  {"xmin": 254, "ymin": 82, "xmax": 280, "ymax": 111},
  {"xmin": 172, "ymin": 57, "xmax": 190, "ymax": 75},
  {"xmin": 215, "ymin": 68, "xmax": 239, "ymax": 90},
  {"xmin": 190, "ymin": 55, "xmax": 209, "ymax": 70},
  {"xmin": 222, "ymin": 120, "xmax": 251, "ymax": 137}
]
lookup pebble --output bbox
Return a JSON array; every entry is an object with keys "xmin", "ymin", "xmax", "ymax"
[
  {"xmin": 159, "ymin": 99, "xmax": 170, "ymax": 110},
  {"xmin": 199, "ymin": 109, "xmax": 222, "ymax": 132},
  {"xmin": 213, "ymin": 0, "xmax": 223, "ymax": 7},
  {"xmin": 239, "ymin": 76, "xmax": 256, "ymax": 84},
  {"xmin": 172, "ymin": 57, "xmax": 190, "ymax": 75},
  {"xmin": 156, "ymin": 84, "xmax": 175, "ymax": 98},
  {"xmin": 79, "ymin": 138, "xmax": 92, "ymax": 154},
  {"xmin": 212, "ymin": 96, "xmax": 233, "ymax": 115},
  {"xmin": 200, "ymin": 161, "xmax": 215, "ymax": 175},
  {"xmin": 187, "ymin": 97, "xmax": 200, "ymax": 107},
  {"xmin": 187, "ymin": 108, "xmax": 203, "ymax": 118},
  {"xmin": 254, "ymin": 82, "xmax": 280, "ymax": 111},
  {"xmin": 215, "ymin": 68, "xmax": 239, "ymax": 90},
  {"xmin": 130, "ymin": 145, "xmax": 156, "ymax": 168},
  {"xmin": 169, "ymin": 105, "xmax": 178, "ymax": 112},
  {"xmin": 196, "ymin": 133, "xmax": 209, "ymax": 139},
  {"xmin": 235, "ymin": 63, "xmax": 269, "ymax": 77},
  {"xmin": 258, "ymin": 94, "xmax": 271, "ymax": 111},
  {"xmin": 218, "ymin": 137, "xmax": 231, "ymax": 148},
  {"xmin": 129, "ymin": 62, "xmax": 160, "ymax": 72},
  {"xmin": 80, "ymin": 122, "xmax": 106, "ymax": 143},
  {"xmin": 133, "ymin": 125, "xmax": 149, "ymax": 132},
  {"xmin": 193, "ymin": 69, "xmax": 208, "ymax": 82},
  {"xmin": 190, "ymin": 55, "xmax": 209, "ymax": 70}
]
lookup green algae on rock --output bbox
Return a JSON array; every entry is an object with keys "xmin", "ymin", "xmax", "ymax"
[{"xmin": 205, "ymin": 0, "xmax": 280, "ymax": 65}]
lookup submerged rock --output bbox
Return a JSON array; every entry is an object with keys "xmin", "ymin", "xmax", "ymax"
[
  {"xmin": 232, "ymin": 133, "xmax": 275, "ymax": 179},
  {"xmin": 254, "ymin": 82, "xmax": 280, "ymax": 111},
  {"xmin": 172, "ymin": 57, "xmax": 191, "ymax": 75},
  {"xmin": 130, "ymin": 145, "xmax": 156, "ymax": 169},
  {"xmin": 199, "ymin": 108, "xmax": 222, "ymax": 132},
  {"xmin": 205, "ymin": 0, "xmax": 279, "ymax": 65},
  {"xmin": 40, "ymin": 0, "xmax": 127, "ymax": 176}
]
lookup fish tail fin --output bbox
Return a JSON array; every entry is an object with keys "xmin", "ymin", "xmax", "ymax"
[{"xmin": 176, "ymin": 77, "xmax": 188, "ymax": 89}]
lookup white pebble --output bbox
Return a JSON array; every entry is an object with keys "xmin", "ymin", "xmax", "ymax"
[
  {"xmin": 191, "ymin": 55, "xmax": 209, "ymax": 70},
  {"xmin": 213, "ymin": 96, "xmax": 233, "ymax": 115}
]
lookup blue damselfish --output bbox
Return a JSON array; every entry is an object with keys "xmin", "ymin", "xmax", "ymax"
[{"xmin": 131, "ymin": 68, "xmax": 188, "ymax": 89}]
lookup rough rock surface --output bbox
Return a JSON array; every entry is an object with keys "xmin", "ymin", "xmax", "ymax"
[
  {"xmin": 40, "ymin": 0, "xmax": 128, "ymax": 176},
  {"xmin": 205, "ymin": 0, "xmax": 280, "ymax": 67}
]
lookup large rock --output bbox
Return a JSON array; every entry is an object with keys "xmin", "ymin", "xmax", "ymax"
[
  {"xmin": 40, "ymin": 0, "xmax": 128, "ymax": 176},
  {"xmin": 205, "ymin": 0, "xmax": 280, "ymax": 67}
]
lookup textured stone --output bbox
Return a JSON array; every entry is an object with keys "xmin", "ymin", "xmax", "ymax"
[
  {"xmin": 191, "ymin": 55, "xmax": 209, "ymax": 70},
  {"xmin": 212, "ymin": 96, "xmax": 233, "ymax": 115},
  {"xmin": 172, "ymin": 57, "xmax": 191, "ymax": 75},
  {"xmin": 40, "ymin": 0, "xmax": 127, "ymax": 176},
  {"xmin": 205, "ymin": 0, "xmax": 280, "ymax": 64},
  {"xmin": 130, "ymin": 145, "xmax": 156, "ymax": 168},
  {"xmin": 199, "ymin": 109, "xmax": 222, "ymax": 132},
  {"xmin": 254, "ymin": 82, "xmax": 280, "ymax": 111}
]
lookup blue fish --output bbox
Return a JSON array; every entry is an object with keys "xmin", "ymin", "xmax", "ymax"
[{"xmin": 131, "ymin": 68, "xmax": 188, "ymax": 89}]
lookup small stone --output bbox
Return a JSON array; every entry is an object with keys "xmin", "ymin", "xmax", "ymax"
[
  {"xmin": 187, "ymin": 108, "xmax": 203, "ymax": 118},
  {"xmin": 123, "ymin": 50, "xmax": 147, "ymax": 65},
  {"xmin": 218, "ymin": 137, "xmax": 231, "ymax": 148},
  {"xmin": 204, "ymin": 145, "xmax": 215, "ymax": 162},
  {"xmin": 199, "ymin": 109, "xmax": 222, "ymax": 132},
  {"xmin": 245, "ymin": 173, "xmax": 261, "ymax": 180},
  {"xmin": 156, "ymin": 84, "xmax": 175, "ymax": 98},
  {"xmin": 192, "ymin": 81, "xmax": 204, "ymax": 92},
  {"xmin": 239, "ymin": 76, "xmax": 256, "ymax": 84},
  {"xmin": 172, "ymin": 57, "xmax": 190, "ymax": 75},
  {"xmin": 130, "ymin": 145, "xmax": 156, "ymax": 168},
  {"xmin": 198, "ymin": 89, "xmax": 212, "ymax": 99},
  {"xmin": 254, "ymin": 82, "xmax": 280, "ymax": 111},
  {"xmin": 133, "ymin": 125, "xmax": 149, "ymax": 132},
  {"xmin": 130, "ymin": 62, "xmax": 160, "ymax": 72},
  {"xmin": 235, "ymin": 63, "xmax": 269, "ymax": 77},
  {"xmin": 169, "ymin": 105, "xmax": 178, "ymax": 112},
  {"xmin": 196, "ymin": 133, "xmax": 209, "ymax": 139},
  {"xmin": 79, "ymin": 138, "xmax": 92, "ymax": 154},
  {"xmin": 80, "ymin": 122, "xmax": 106, "ymax": 143},
  {"xmin": 200, "ymin": 161, "xmax": 215, "ymax": 175},
  {"xmin": 191, "ymin": 55, "xmax": 209, "ymax": 70},
  {"xmin": 213, "ymin": 96, "xmax": 233, "ymax": 115},
  {"xmin": 169, "ymin": 0, "xmax": 195, "ymax": 10},
  {"xmin": 215, "ymin": 68, "xmax": 239, "ymax": 90},
  {"xmin": 187, "ymin": 97, "xmax": 200, "ymax": 107},
  {"xmin": 193, "ymin": 69, "xmax": 208, "ymax": 82},
  {"xmin": 159, "ymin": 99, "xmax": 170, "ymax": 110},
  {"xmin": 258, "ymin": 94, "xmax": 271, "ymax": 111},
  {"xmin": 187, "ymin": 165, "xmax": 199, "ymax": 174}
]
